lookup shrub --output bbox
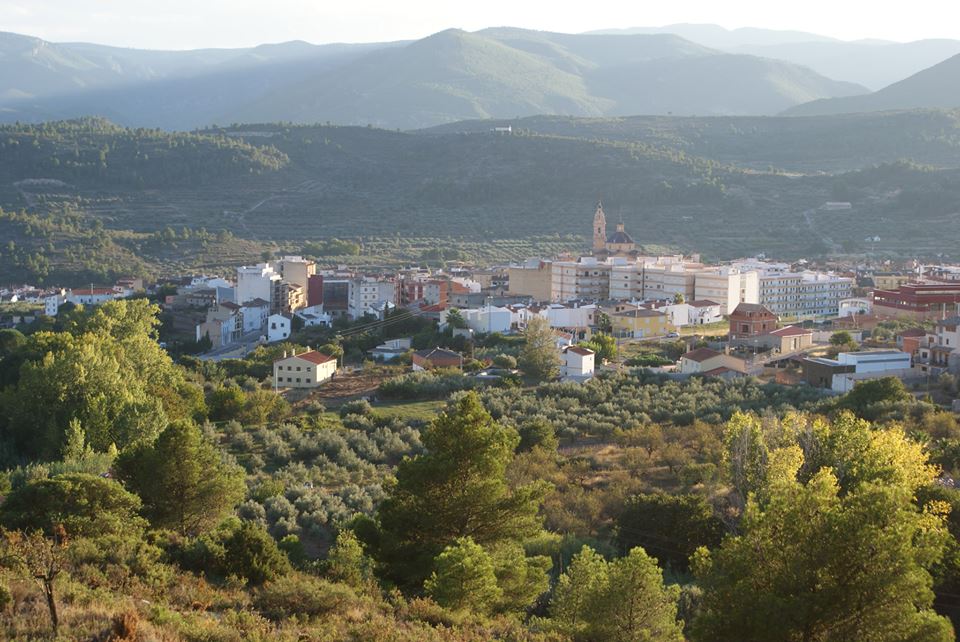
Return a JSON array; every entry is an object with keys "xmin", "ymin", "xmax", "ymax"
[{"xmin": 254, "ymin": 574, "xmax": 358, "ymax": 621}]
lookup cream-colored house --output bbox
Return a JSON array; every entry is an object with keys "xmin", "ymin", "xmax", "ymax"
[{"xmin": 273, "ymin": 350, "xmax": 337, "ymax": 389}]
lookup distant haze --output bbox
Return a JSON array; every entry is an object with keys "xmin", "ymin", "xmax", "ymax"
[{"xmin": 2, "ymin": 0, "xmax": 960, "ymax": 49}]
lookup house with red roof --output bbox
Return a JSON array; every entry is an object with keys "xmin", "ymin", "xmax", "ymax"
[
  {"xmin": 561, "ymin": 345, "xmax": 595, "ymax": 380},
  {"xmin": 273, "ymin": 349, "xmax": 337, "ymax": 389}
]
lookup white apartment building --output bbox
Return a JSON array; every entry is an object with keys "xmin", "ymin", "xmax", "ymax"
[
  {"xmin": 236, "ymin": 264, "xmax": 281, "ymax": 306},
  {"xmin": 733, "ymin": 260, "xmax": 853, "ymax": 318},
  {"xmin": 349, "ymin": 277, "xmax": 398, "ymax": 319},
  {"xmin": 694, "ymin": 267, "xmax": 760, "ymax": 315}
]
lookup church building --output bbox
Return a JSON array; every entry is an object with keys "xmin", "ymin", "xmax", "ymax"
[{"xmin": 592, "ymin": 201, "xmax": 636, "ymax": 255}]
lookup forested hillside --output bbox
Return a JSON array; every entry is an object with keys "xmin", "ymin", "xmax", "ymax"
[{"xmin": 2, "ymin": 116, "xmax": 960, "ymax": 285}]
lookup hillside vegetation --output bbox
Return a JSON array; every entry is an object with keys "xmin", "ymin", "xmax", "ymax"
[{"xmin": 2, "ymin": 116, "xmax": 960, "ymax": 285}]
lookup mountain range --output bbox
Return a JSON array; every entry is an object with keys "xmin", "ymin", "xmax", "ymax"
[
  {"xmin": 784, "ymin": 53, "xmax": 960, "ymax": 116},
  {"xmin": 0, "ymin": 28, "xmax": 864, "ymax": 129},
  {"xmin": 590, "ymin": 24, "xmax": 960, "ymax": 89}
]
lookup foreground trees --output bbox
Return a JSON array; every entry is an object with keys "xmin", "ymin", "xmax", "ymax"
[
  {"xmin": 519, "ymin": 317, "xmax": 561, "ymax": 380},
  {"xmin": 116, "ymin": 421, "xmax": 245, "ymax": 535},
  {"xmin": 693, "ymin": 412, "xmax": 954, "ymax": 642},
  {"xmin": 549, "ymin": 545, "xmax": 684, "ymax": 642},
  {"xmin": 375, "ymin": 392, "xmax": 549, "ymax": 597}
]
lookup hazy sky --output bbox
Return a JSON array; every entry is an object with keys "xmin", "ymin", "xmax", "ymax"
[{"xmin": 3, "ymin": 0, "xmax": 959, "ymax": 49}]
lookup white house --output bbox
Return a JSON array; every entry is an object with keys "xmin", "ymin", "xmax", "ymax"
[
  {"xmin": 542, "ymin": 303, "xmax": 596, "ymax": 330},
  {"xmin": 838, "ymin": 298, "xmax": 872, "ymax": 318},
  {"xmin": 267, "ymin": 314, "xmax": 291, "ymax": 343},
  {"xmin": 687, "ymin": 300, "xmax": 723, "ymax": 325},
  {"xmin": 463, "ymin": 306, "xmax": 512, "ymax": 334},
  {"xmin": 273, "ymin": 350, "xmax": 337, "ymax": 389},
  {"xmin": 561, "ymin": 345, "xmax": 595, "ymax": 381},
  {"xmin": 295, "ymin": 304, "xmax": 331, "ymax": 328},
  {"xmin": 241, "ymin": 298, "xmax": 270, "ymax": 333},
  {"xmin": 371, "ymin": 337, "xmax": 413, "ymax": 361},
  {"xmin": 236, "ymin": 264, "xmax": 280, "ymax": 306},
  {"xmin": 66, "ymin": 287, "xmax": 125, "ymax": 306}
]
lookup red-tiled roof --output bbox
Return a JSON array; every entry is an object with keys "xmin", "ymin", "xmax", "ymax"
[
  {"xmin": 897, "ymin": 328, "xmax": 928, "ymax": 337},
  {"xmin": 72, "ymin": 287, "xmax": 117, "ymax": 296},
  {"xmin": 682, "ymin": 347, "xmax": 722, "ymax": 363},
  {"xmin": 702, "ymin": 366, "xmax": 738, "ymax": 376},
  {"xmin": 276, "ymin": 350, "xmax": 335, "ymax": 365},
  {"xmin": 565, "ymin": 346, "xmax": 594, "ymax": 356}
]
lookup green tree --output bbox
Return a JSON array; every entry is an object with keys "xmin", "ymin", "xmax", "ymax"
[
  {"xmin": 222, "ymin": 521, "xmax": 291, "ymax": 586},
  {"xmin": 723, "ymin": 411, "xmax": 769, "ymax": 506},
  {"xmin": 580, "ymin": 333, "xmax": 617, "ymax": 362},
  {"xmin": 491, "ymin": 542, "xmax": 551, "ymax": 614},
  {"xmin": 691, "ymin": 443, "xmax": 953, "ymax": 642},
  {"xmin": 425, "ymin": 537, "xmax": 502, "ymax": 614},
  {"xmin": 837, "ymin": 376, "xmax": 913, "ymax": 419},
  {"xmin": 517, "ymin": 417, "xmax": 559, "ymax": 453},
  {"xmin": 376, "ymin": 392, "xmax": 548, "ymax": 590},
  {"xmin": 327, "ymin": 530, "xmax": 372, "ymax": 589},
  {"xmin": 0, "ymin": 473, "xmax": 144, "ymax": 538},
  {"xmin": 518, "ymin": 317, "xmax": 561, "ymax": 380},
  {"xmin": 115, "ymin": 421, "xmax": 245, "ymax": 535},
  {"xmin": 550, "ymin": 545, "xmax": 684, "ymax": 642},
  {"xmin": 445, "ymin": 308, "xmax": 468, "ymax": 330},
  {"xmin": 616, "ymin": 493, "xmax": 724, "ymax": 571}
]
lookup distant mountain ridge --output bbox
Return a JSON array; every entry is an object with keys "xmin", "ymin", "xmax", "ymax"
[
  {"xmin": 587, "ymin": 24, "xmax": 960, "ymax": 89},
  {"xmin": 784, "ymin": 53, "xmax": 960, "ymax": 116},
  {"xmin": 0, "ymin": 28, "xmax": 864, "ymax": 129}
]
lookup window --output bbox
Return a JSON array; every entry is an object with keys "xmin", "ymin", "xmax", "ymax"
[
  {"xmin": 296, "ymin": 378, "xmax": 301, "ymax": 383},
  {"xmin": 287, "ymin": 377, "xmax": 292, "ymax": 382}
]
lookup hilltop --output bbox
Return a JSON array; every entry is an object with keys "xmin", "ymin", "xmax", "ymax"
[
  {"xmin": 785, "ymin": 53, "xmax": 960, "ymax": 116},
  {"xmin": 0, "ymin": 28, "xmax": 864, "ymax": 129}
]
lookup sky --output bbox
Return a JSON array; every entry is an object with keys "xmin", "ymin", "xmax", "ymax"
[{"xmin": 2, "ymin": 0, "xmax": 959, "ymax": 49}]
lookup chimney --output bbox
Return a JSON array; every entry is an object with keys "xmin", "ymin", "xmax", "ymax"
[{"xmin": 283, "ymin": 350, "xmax": 288, "ymax": 359}]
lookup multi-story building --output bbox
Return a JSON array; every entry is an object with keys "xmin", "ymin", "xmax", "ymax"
[
  {"xmin": 872, "ymin": 283, "xmax": 960, "ymax": 321},
  {"xmin": 349, "ymin": 277, "xmax": 398, "ymax": 319},
  {"xmin": 236, "ymin": 264, "xmax": 281, "ymax": 306},
  {"xmin": 508, "ymin": 259, "xmax": 554, "ymax": 301},
  {"xmin": 694, "ymin": 267, "xmax": 759, "ymax": 315},
  {"xmin": 271, "ymin": 255, "xmax": 316, "ymax": 291},
  {"xmin": 731, "ymin": 260, "xmax": 853, "ymax": 318},
  {"xmin": 551, "ymin": 258, "xmax": 614, "ymax": 302}
]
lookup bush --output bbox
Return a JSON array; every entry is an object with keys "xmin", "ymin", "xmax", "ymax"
[
  {"xmin": 223, "ymin": 521, "xmax": 292, "ymax": 586},
  {"xmin": 254, "ymin": 574, "xmax": 358, "ymax": 621},
  {"xmin": 339, "ymin": 399, "xmax": 373, "ymax": 418},
  {"xmin": 377, "ymin": 370, "xmax": 478, "ymax": 400}
]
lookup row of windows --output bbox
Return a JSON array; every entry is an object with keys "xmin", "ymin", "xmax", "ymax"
[{"xmin": 278, "ymin": 365, "xmax": 311, "ymax": 372}]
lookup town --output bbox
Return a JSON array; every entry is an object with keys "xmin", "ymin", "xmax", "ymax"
[{"xmin": 4, "ymin": 202, "xmax": 959, "ymax": 407}]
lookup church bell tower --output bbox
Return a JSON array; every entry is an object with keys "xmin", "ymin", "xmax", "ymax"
[{"xmin": 592, "ymin": 200, "xmax": 606, "ymax": 253}]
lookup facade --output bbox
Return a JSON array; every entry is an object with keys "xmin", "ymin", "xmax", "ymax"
[
  {"xmin": 561, "ymin": 346, "xmax": 595, "ymax": 380},
  {"xmin": 693, "ymin": 267, "xmax": 759, "ymax": 315},
  {"xmin": 273, "ymin": 350, "xmax": 337, "ymax": 389},
  {"xmin": 839, "ymin": 298, "xmax": 872, "ymax": 318},
  {"xmin": 728, "ymin": 303, "xmax": 778, "ymax": 341},
  {"xmin": 272, "ymin": 256, "xmax": 315, "ymax": 291},
  {"xmin": 688, "ymin": 300, "xmax": 723, "ymax": 325},
  {"xmin": 507, "ymin": 259, "xmax": 554, "ymax": 301},
  {"xmin": 267, "ymin": 314, "xmax": 291, "ymax": 343},
  {"xmin": 551, "ymin": 258, "xmax": 613, "ymax": 302},
  {"xmin": 236, "ymin": 264, "xmax": 280, "ymax": 306},
  {"xmin": 349, "ymin": 277, "xmax": 398, "ymax": 319},
  {"xmin": 196, "ymin": 304, "xmax": 241, "ymax": 347},
  {"xmin": 241, "ymin": 299, "xmax": 270, "ymax": 334},
  {"xmin": 463, "ymin": 306, "xmax": 512, "ymax": 334},
  {"xmin": 610, "ymin": 308, "xmax": 672, "ymax": 339},
  {"xmin": 592, "ymin": 201, "xmax": 607, "ymax": 253},
  {"xmin": 412, "ymin": 347, "xmax": 463, "ymax": 371},
  {"xmin": 66, "ymin": 287, "xmax": 126, "ymax": 306},
  {"xmin": 735, "ymin": 260, "xmax": 853, "ymax": 318},
  {"xmin": 756, "ymin": 326, "xmax": 815, "ymax": 353},
  {"xmin": 803, "ymin": 350, "xmax": 912, "ymax": 392},
  {"xmin": 872, "ymin": 283, "xmax": 960, "ymax": 321}
]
